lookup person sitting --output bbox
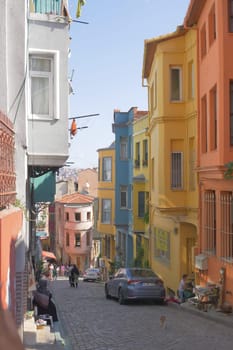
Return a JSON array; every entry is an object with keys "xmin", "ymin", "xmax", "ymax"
[{"xmin": 33, "ymin": 278, "xmax": 58, "ymax": 322}]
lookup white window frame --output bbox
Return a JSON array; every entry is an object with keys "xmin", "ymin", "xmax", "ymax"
[
  {"xmin": 120, "ymin": 185, "xmax": 128, "ymax": 208},
  {"xmin": 102, "ymin": 199, "xmax": 111, "ymax": 224},
  {"xmin": 171, "ymin": 152, "xmax": 183, "ymax": 189},
  {"xmin": 170, "ymin": 66, "xmax": 182, "ymax": 102},
  {"xmin": 102, "ymin": 157, "xmax": 112, "ymax": 181},
  {"xmin": 120, "ymin": 137, "xmax": 128, "ymax": 160},
  {"xmin": 28, "ymin": 49, "xmax": 60, "ymax": 120}
]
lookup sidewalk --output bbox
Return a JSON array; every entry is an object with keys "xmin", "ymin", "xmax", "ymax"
[
  {"xmin": 169, "ymin": 298, "xmax": 233, "ymax": 328},
  {"xmin": 23, "ymin": 310, "xmax": 65, "ymax": 350}
]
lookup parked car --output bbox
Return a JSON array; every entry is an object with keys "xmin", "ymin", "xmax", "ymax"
[
  {"xmin": 105, "ymin": 267, "xmax": 166, "ymax": 305},
  {"xmin": 83, "ymin": 268, "xmax": 101, "ymax": 282}
]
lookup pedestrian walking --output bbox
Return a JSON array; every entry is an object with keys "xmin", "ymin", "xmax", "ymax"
[
  {"xmin": 70, "ymin": 264, "xmax": 80, "ymax": 288},
  {"xmin": 178, "ymin": 274, "xmax": 188, "ymax": 303}
]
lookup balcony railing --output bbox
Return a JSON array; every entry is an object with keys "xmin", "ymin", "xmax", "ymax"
[
  {"xmin": 0, "ymin": 112, "xmax": 16, "ymax": 210},
  {"xmin": 30, "ymin": 0, "xmax": 64, "ymax": 15}
]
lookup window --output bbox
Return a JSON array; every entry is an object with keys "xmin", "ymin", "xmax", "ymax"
[
  {"xmin": 170, "ymin": 67, "xmax": 182, "ymax": 101},
  {"xmin": 104, "ymin": 236, "xmax": 111, "ymax": 258},
  {"xmin": 208, "ymin": 4, "xmax": 216, "ymax": 46},
  {"xmin": 102, "ymin": 199, "xmax": 111, "ymax": 223},
  {"xmin": 120, "ymin": 186, "xmax": 127, "ymax": 208},
  {"xmin": 200, "ymin": 24, "xmax": 207, "ymax": 58},
  {"xmin": 203, "ymin": 191, "xmax": 216, "ymax": 255},
  {"xmin": 229, "ymin": 0, "xmax": 233, "ymax": 32},
  {"xmin": 86, "ymin": 230, "xmax": 90, "ymax": 246},
  {"xmin": 150, "ymin": 72, "xmax": 157, "ymax": 111},
  {"xmin": 143, "ymin": 139, "xmax": 148, "ymax": 166},
  {"xmin": 171, "ymin": 152, "xmax": 183, "ymax": 189},
  {"xmin": 135, "ymin": 142, "xmax": 140, "ymax": 168},
  {"xmin": 154, "ymin": 71, "xmax": 157, "ymax": 109},
  {"xmin": 230, "ymin": 81, "xmax": 233, "ymax": 146},
  {"xmin": 150, "ymin": 82, "xmax": 154, "ymax": 110},
  {"xmin": 138, "ymin": 192, "xmax": 145, "ymax": 217},
  {"xmin": 201, "ymin": 95, "xmax": 207, "ymax": 153},
  {"xmin": 75, "ymin": 212, "xmax": 81, "ymax": 221},
  {"xmin": 65, "ymin": 212, "xmax": 69, "ymax": 221},
  {"xmin": 29, "ymin": 51, "xmax": 59, "ymax": 119},
  {"xmin": 75, "ymin": 233, "xmax": 81, "ymax": 247},
  {"xmin": 154, "ymin": 228, "xmax": 170, "ymax": 262},
  {"xmin": 120, "ymin": 137, "xmax": 128, "ymax": 160},
  {"xmin": 66, "ymin": 232, "xmax": 69, "ymax": 247},
  {"xmin": 151, "ymin": 157, "xmax": 155, "ymax": 190},
  {"xmin": 102, "ymin": 157, "xmax": 112, "ymax": 181},
  {"xmin": 188, "ymin": 61, "xmax": 194, "ymax": 100},
  {"xmin": 87, "ymin": 211, "xmax": 91, "ymax": 220},
  {"xmin": 210, "ymin": 85, "xmax": 217, "ymax": 150},
  {"xmin": 189, "ymin": 138, "xmax": 196, "ymax": 191},
  {"xmin": 220, "ymin": 192, "xmax": 233, "ymax": 262}
]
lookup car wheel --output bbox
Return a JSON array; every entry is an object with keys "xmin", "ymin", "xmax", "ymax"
[
  {"xmin": 118, "ymin": 289, "xmax": 125, "ymax": 305},
  {"xmin": 105, "ymin": 285, "xmax": 111, "ymax": 299}
]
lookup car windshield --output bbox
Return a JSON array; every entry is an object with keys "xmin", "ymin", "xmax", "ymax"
[{"xmin": 128, "ymin": 269, "xmax": 158, "ymax": 278}]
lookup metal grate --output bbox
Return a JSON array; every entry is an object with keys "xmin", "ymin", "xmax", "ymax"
[{"xmin": 0, "ymin": 112, "xmax": 16, "ymax": 210}]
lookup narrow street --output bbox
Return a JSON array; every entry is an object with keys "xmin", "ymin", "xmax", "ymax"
[{"xmin": 50, "ymin": 278, "xmax": 232, "ymax": 350}]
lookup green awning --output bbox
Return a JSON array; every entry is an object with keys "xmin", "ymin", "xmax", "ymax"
[{"xmin": 31, "ymin": 171, "xmax": 55, "ymax": 203}]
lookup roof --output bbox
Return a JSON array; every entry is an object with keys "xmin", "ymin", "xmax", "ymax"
[
  {"xmin": 57, "ymin": 192, "xmax": 94, "ymax": 204},
  {"xmin": 184, "ymin": 0, "xmax": 206, "ymax": 27},
  {"xmin": 142, "ymin": 25, "xmax": 187, "ymax": 79},
  {"xmin": 133, "ymin": 110, "xmax": 148, "ymax": 121}
]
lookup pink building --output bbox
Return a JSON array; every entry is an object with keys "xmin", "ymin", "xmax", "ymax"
[{"xmin": 55, "ymin": 193, "xmax": 95, "ymax": 272}]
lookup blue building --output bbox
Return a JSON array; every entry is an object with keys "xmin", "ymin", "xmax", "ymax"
[{"xmin": 112, "ymin": 108, "xmax": 136, "ymax": 267}]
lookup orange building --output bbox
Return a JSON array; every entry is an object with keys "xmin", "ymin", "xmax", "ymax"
[{"xmin": 185, "ymin": 0, "xmax": 233, "ymax": 305}]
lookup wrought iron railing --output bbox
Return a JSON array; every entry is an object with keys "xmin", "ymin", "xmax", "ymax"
[{"xmin": 0, "ymin": 112, "xmax": 16, "ymax": 210}]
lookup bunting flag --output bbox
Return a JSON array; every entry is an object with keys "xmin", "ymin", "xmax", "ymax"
[{"xmin": 76, "ymin": 0, "xmax": 86, "ymax": 18}]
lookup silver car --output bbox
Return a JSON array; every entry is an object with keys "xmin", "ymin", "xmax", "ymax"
[
  {"xmin": 83, "ymin": 268, "xmax": 101, "ymax": 282},
  {"xmin": 105, "ymin": 267, "xmax": 166, "ymax": 305}
]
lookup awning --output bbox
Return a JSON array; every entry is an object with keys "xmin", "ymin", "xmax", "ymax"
[{"xmin": 42, "ymin": 250, "xmax": 56, "ymax": 261}]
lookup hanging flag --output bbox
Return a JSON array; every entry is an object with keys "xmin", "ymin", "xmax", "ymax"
[{"xmin": 76, "ymin": 0, "xmax": 86, "ymax": 18}]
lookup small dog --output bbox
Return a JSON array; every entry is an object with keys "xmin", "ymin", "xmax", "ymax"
[{"xmin": 160, "ymin": 315, "xmax": 167, "ymax": 329}]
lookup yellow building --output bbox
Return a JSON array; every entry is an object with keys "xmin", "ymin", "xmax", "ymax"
[
  {"xmin": 132, "ymin": 112, "xmax": 150, "ymax": 267},
  {"xmin": 142, "ymin": 26, "xmax": 198, "ymax": 294},
  {"xmin": 96, "ymin": 142, "xmax": 116, "ymax": 273}
]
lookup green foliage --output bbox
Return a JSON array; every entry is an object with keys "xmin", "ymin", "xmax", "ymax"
[
  {"xmin": 133, "ymin": 247, "xmax": 144, "ymax": 267},
  {"xmin": 224, "ymin": 161, "xmax": 233, "ymax": 179}
]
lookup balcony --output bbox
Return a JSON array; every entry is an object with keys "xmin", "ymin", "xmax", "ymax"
[
  {"xmin": 30, "ymin": 0, "xmax": 68, "ymax": 16},
  {"xmin": 0, "ymin": 112, "xmax": 16, "ymax": 210}
]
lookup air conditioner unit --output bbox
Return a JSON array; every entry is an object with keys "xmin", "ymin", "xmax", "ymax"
[{"xmin": 195, "ymin": 254, "xmax": 208, "ymax": 270}]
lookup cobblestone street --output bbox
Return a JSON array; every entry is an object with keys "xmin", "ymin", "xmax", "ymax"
[{"xmin": 49, "ymin": 278, "xmax": 233, "ymax": 350}]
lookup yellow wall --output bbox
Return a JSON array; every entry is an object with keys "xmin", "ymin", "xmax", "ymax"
[
  {"xmin": 146, "ymin": 28, "xmax": 198, "ymax": 293},
  {"xmin": 132, "ymin": 114, "xmax": 150, "ymax": 265},
  {"xmin": 97, "ymin": 146, "xmax": 116, "ymax": 264}
]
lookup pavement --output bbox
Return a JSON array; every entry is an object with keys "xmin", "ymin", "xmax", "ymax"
[
  {"xmin": 169, "ymin": 297, "xmax": 233, "ymax": 328},
  {"xmin": 23, "ymin": 278, "xmax": 233, "ymax": 350}
]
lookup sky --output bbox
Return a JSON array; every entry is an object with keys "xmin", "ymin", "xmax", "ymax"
[{"xmin": 67, "ymin": 0, "xmax": 191, "ymax": 169}]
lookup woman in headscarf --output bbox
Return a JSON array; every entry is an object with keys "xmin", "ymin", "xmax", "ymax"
[{"xmin": 33, "ymin": 278, "xmax": 58, "ymax": 322}]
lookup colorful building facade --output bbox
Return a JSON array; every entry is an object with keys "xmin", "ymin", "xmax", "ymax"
[
  {"xmin": 185, "ymin": 0, "xmax": 233, "ymax": 306},
  {"xmin": 55, "ymin": 193, "xmax": 94, "ymax": 273},
  {"xmin": 96, "ymin": 142, "xmax": 116, "ymax": 270},
  {"xmin": 132, "ymin": 112, "xmax": 150, "ymax": 267},
  {"xmin": 142, "ymin": 25, "xmax": 198, "ymax": 294}
]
